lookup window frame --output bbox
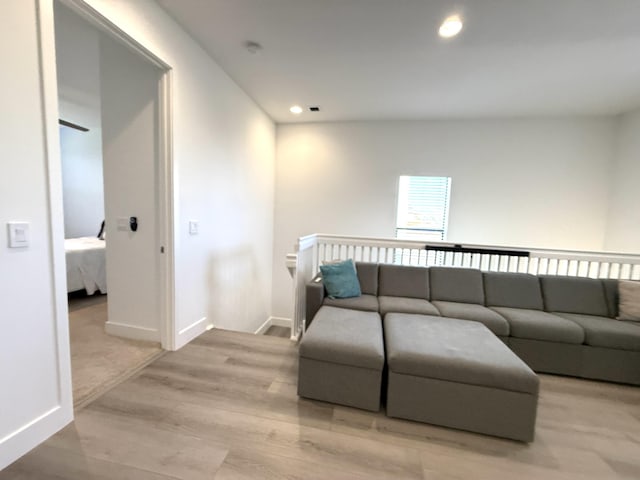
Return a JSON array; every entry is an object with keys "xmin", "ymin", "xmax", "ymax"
[{"xmin": 395, "ymin": 175, "xmax": 452, "ymax": 242}]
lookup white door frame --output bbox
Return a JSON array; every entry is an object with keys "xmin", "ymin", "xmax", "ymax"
[{"xmin": 39, "ymin": 0, "xmax": 176, "ymax": 349}]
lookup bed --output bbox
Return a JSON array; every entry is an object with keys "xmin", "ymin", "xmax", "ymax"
[{"xmin": 65, "ymin": 237, "xmax": 107, "ymax": 294}]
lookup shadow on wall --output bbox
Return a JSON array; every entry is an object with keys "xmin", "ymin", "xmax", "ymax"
[{"xmin": 207, "ymin": 246, "xmax": 269, "ymax": 332}]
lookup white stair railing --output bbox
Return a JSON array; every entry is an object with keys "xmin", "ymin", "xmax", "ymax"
[{"xmin": 287, "ymin": 234, "xmax": 640, "ymax": 339}]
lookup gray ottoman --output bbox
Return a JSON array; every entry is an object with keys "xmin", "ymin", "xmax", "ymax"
[
  {"xmin": 385, "ymin": 313, "xmax": 539, "ymax": 442},
  {"xmin": 298, "ymin": 306, "xmax": 385, "ymax": 411}
]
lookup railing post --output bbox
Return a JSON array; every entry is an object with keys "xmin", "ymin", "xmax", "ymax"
[{"xmin": 287, "ymin": 234, "xmax": 319, "ymax": 340}]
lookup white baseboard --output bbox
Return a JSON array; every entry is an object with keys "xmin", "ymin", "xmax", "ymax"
[
  {"xmin": 254, "ymin": 317, "xmax": 272, "ymax": 335},
  {"xmin": 270, "ymin": 316, "xmax": 292, "ymax": 327},
  {"xmin": 0, "ymin": 404, "xmax": 72, "ymax": 470},
  {"xmin": 105, "ymin": 321, "xmax": 159, "ymax": 343},
  {"xmin": 254, "ymin": 316, "xmax": 292, "ymax": 335},
  {"xmin": 290, "ymin": 328, "xmax": 302, "ymax": 342},
  {"xmin": 175, "ymin": 316, "xmax": 209, "ymax": 350}
]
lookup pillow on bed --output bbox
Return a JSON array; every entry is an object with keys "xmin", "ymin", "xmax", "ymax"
[
  {"xmin": 618, "ymin": 280, "xmax": 640, "ymax": 322},
  {"xmin": 319, "ymin": 259, "xmax": 361, "ymax": 299}
]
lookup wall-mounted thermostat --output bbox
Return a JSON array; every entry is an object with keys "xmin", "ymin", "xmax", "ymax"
[{"xmin": 8, "ymin": 222, "xmax": 30, "ymax": 248}]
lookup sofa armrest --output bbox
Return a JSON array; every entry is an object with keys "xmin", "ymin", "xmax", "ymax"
[{"xmin": 305, "ymin": 275, "xmax": 325, "ymax": 328}]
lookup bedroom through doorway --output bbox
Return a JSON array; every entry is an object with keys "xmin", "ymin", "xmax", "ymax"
[{"xmin": 54, "ymin": 1, "xmax": 165, "ymax": 407}]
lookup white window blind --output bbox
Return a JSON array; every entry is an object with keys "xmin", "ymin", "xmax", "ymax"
[{"xmin": 396, "ymin": 176, "xmax": 451, "ymax": 241}]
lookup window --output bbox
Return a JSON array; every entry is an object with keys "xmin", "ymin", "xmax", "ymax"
[{"xmin": 396, "ymin": 176, "xmax": 451, "ymax": 241}]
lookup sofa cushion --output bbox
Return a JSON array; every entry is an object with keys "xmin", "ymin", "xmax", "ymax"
[
  {"xmin": 432, "ymin": 301, "xmax": 509, "ymax": 336},
  {"xmin": 355, "ymin": 262, "xmax": 379, "ymax": 296},
  {"xmin": 324, "ymin": 294, "xmax": 378, "ymax": 312},
  {"xmin": 555, "ymin": 313, "xmax": 640, "ymax": 352},
  {"xmin": 540, "ymin": 276, "xmax": 609, "ymax": 317},
  {"xmin": 484, "ymin": 272, "xmax": 544, "ymax": 310},
  {"xmin": 602, "ymin": 279, "xmax": 619, "ymax": 318},
  {"xmin": 378, "ymin": 264, "xmax": 429, "ymax": 299},
  {"xmin": 319, "ymin": 259, "xmax": 361, "ymax": 299},
  {"xmin": 617, "ymin": 280, "xmax": 640, "ymax": 322},
  {"xmin": 384, "ymin": 314, "xmax": 538, "ymax": 394},
  {"xmin": 429, "ymin": 267, "xmax": 485, "ymax": 304},
  {"xmin": 305, "ymin": 278, "xmax": 326, "ymax": 327},
  {"xmin": 300, "ymin": 306, "xmax": 384, "ymax": 369},
  {"xmin": 491, "ymin": 307, "xmax": 584, "ymax": 345},
  {"xmin": 378, "ymin": 296, "xmax": 440, "ymax": 317}
]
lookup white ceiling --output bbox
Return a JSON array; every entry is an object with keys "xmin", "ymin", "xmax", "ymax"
[{"xmin": 157, "ymin": 0, "xmax": 640, "ymax": 123}]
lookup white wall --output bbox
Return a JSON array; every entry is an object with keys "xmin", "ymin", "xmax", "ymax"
[
  {"xmin": 58, "ymin": 124, "xmax": 105, "ymax": 238},
  {"xmin": 82, "ymin": 0, "xmax": 276, "ymax": 342},
  {"xmin": 604, "ymin": 108, "xmax": 640, "ymax": 253},
  {"xmin": 55, "ymin": 2, "xmax": 105, "ymax": 238},
  {"xmin": 272, "ymin": 118, "xmax": 616, "ymax": 318},
  {"xmin": 0, "ymin": 0, "xmax": 72, "ymax": 470}
]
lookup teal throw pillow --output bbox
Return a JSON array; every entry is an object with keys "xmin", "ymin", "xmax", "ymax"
[{"xmin": 320, "ymin": 259, "xmax": 362, "ymax": 299}]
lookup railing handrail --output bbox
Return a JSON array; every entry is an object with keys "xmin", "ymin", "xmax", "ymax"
[
  {"xmin": 296, "ymin": 233, "xmax": 640, "ymax": 264},
  {"xmin": 296, "ymin": 233, "xmax": 318, "ymax": 251}
]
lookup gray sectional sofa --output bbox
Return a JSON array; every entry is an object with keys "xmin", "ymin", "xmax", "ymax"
[{"xmin": 299, "ymin": 263, "xmax": 640, "ymax": 441}]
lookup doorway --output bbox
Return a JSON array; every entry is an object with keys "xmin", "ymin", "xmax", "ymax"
[{"xmin": 52, "ymin": 0, "xmax": 174, "ymax": 406}]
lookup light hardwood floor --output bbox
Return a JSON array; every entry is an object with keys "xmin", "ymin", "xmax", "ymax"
[
  {"xmin": 264, "ymin": 325, "xmax": 291, "ymax": 338},
  {"xmin": 3, "ymin": 328, "xmax": 639, "ymax": 479}
]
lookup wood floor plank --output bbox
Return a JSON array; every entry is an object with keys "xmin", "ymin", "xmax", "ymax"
[
  {"xmin": 258, "ymin": 421, "xmax": 424, "ymax": 479},
  {"xmin": 83, "ymin": 382, "xmax": 181, "ymax": 423},
  {"xmin": 264, "ymin": 325, "xmax": 291, "ymax": 338},
  {"xmin": 214, "ymin": 448, "xmax": 371, "ymax": 480},
  {"xmin": 1, "ymin": 444, "xmax": 179, "ymax": 480},
  {"xmin": 125, "ymin": 363, "xmax": 335, "ymax": 430},
  {"xmin": 2, "ymin": 328, "xmax": 639, "ymax": 480},
  {"xmin": 44, "ymin": 409, "xmax": 229, "ymax": 479},
  {"xmin": 420, "ymin": 441, "xmax": 618, "ymax": 480}
]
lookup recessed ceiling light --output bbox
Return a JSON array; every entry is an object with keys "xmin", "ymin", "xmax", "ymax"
[
  {"xmin": 439, "ymin": 15, "xmax": 463, "ymax": 38},
  {"xmin": 289, "ymin": 105, "xmax": 303, "ymax": 115}
]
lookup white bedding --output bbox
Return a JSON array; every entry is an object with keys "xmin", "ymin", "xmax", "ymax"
[{"xmin": 65, "ymin": 237, "xmax": 107, "ymax": 295}]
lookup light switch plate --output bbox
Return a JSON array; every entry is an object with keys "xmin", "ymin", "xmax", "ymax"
[
  {"xmin": 189, "ymin": 220, "xmax": 199, "ymax": 235},
  {"xmin": 116, "ymin": 217, "xmax": 129, "ymax": 231},
  {"xmin": 8, "ymin": 222, "xmax": 30, "ymax": 248}
]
